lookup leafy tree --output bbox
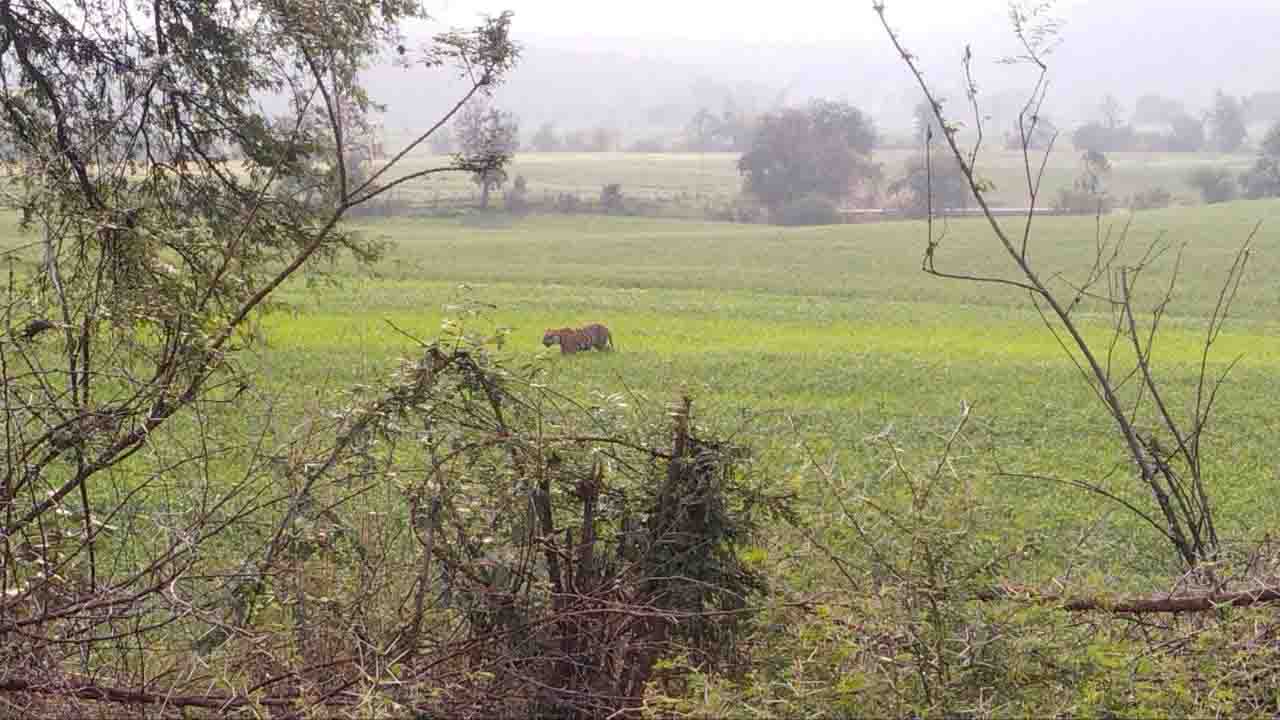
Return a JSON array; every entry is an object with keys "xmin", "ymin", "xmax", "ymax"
[
  {"xmin": 1072, "ymin": 122, "xmax": 1137, "ymax": 152},
  {"xmin": 1054, "ymin": 150, "xmax": 1113, "ymax": 214},
  {"xmin": 1209, "ymin": 91, "xmax": 1248, "ymax": 152},
  {"xmin": 1187, "ymin": 165, "xmax": 1239, "ymax": 203},
  {"xmin": 738, "ymin": 99, "xmax": 879, "ymax": 212},
  {"xmin": 531, "ymin": 121, "xmax": 562, "ymax": 152},
  {"xmin": 685, "ymin": 105, "xmax": 755, "ymax": 152},
  {"xmin": 1240, "ymin": 121, "xmax": 1280, "ymax": 198},
  {"xmin": 1167, "ymin": 113, "xmax": 1206, "ymax": 152},
  {"xmin": 0, "ymin": 0, "xmax": 519, "ymax": 712},
  {"xmin": 685, "ymin": 108, "xmax": 721, "ymax": 151},
  {"xmin": 505, "ymin": 174, "xmax": 530, "ymax": 213},
  {"xmin": 454, "ymin": 100, "xmax": 520, "ymax": 209},
  {"xmin": 718, "ymin": 105, "xmax": 758, "ymax": 152},
  {"xmin": 1077, "ymin": 149, "xmax": 1112, "ymax": 195},
  {"xmin": 887, "ymin": 151, "xmax": 971, "ymax": 215},
  {"xmin": 1004, "ymin": 112, "xmax": 1058, "ymax": 151},
  {"xmin": 560, "ymin": 126, "xmax": 617, "ymax": 152},
  {"xmin": 1099, "ymin": 93, "xmax": 1124, "ymax": 130}
]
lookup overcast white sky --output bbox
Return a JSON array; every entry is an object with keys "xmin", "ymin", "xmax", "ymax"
[
  {"xmin": 423, "ymin": 0, "xmax": 1084, "ymax": 45},
  {"xmin": 384, "ymin": 0, "xmax": 1280, "ymax": 130}
]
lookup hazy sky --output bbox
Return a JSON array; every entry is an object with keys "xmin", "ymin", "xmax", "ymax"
[
  {"xmin": 382, "ymin": 0, "xmax": 1280, "ymax": 133},
  {"xmin": 423, "ymin": 0, "xmax": 1083, "ymax": 45}
]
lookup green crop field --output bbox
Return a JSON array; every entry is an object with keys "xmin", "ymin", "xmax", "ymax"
[
  {"xmin": 5, "ymin": 191, "xmax": 1275, "ymax": 574},
  {"xmin": 223, "ymin": 197, "xmax": 1280, "ymax": 580},
  {"xmin": 6, "ymin": 155, "xmax": 1280, "ymax": 716}
]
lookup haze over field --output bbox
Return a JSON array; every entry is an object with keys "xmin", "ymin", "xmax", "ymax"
[{"xmin": 367, "ymin": 0, "xmax": 1280, "ymax": 138}]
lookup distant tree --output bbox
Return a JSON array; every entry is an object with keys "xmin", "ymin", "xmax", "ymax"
[
  {"xmin": 600, "ymin": 183, "xmax": 625, "ymax": 213},
  {"xmin": 1240, "ymin": 121, "xmax": 1280, "ymax": 198},
  {"xmin": 1099, "ymin": 93, "xmax": 1124, "ymax": 130},
  {"xmin": 718, "ymin": 105, "xmax": 757, "ymax": 151},
  {"xmin": 1187, "ymin": 165, "xmax": 1238, "ymax": 204},
  {"xmin": 1072, "ymin": 122, "xmax": 1137, "ymax": 152},
  {"xmin": 1244, "ymin": 91, "xmax": 1280, "ymax": 127},
  {"xmin": 1054, "ymin": 150, "xmax": 1113, "ymax": 214},
  {"xmin": 561, "ymin": 129, "xmax": 590, "ymax": 151},
  {"xmin": 1004, "ymin": 113, "xmax": 1057, "ymax": 150},
  {"xmin": 1132, "ymin": 94, "xmax": 1186, "ymax": 126},
  {"xmin": 590, "ymin": 126, "xmax": 620, "ymax": 152},
  {"xmin": 1244, "ymin": 91, "xmax": 1280, "ymax": 126},
  {"xmin": 912, "ymin": 99, "xmax": 945, "ymax": 145},
  {"xmin": 887, "ymin": 151, "xmax": 970, "ymax": 215},
  {"xmin": 738, "ymin": 99, "xmax": 879, "ymax": 213},
  {"xmin": 505, "ymin": 174, "xmax": 530, "ymax": 213},
  {"xmin": 1208, "ymin": 91, "xmax": 1247, "ymax": 152},
  {"xmin": 1077, "ymin": 149, "xmax": 1112, "ymax": 194},
  {"xmin": 685, "ymin": 108, "xmax": 721, "ymax": 151},
  {"xmin": 1167, "ymin": 113, "xmax": 1206, "ymax": 152},
  {"xmin": 531, "ymin": 122, "xmax": 562, "ymax": 152},
  {"xmin": 428, "ymin": 126, "xmax": 454, "ymax": 154},
  {"xmin": 685, "ymin": 105, "xmax": 754, "ymax": 152},
  {"xmin": 1264, "ymin": 121, "xmax": 1280, "ymax": 157},
  {"xmin": 454, "ymin": 100, "xmax": 520, "ymax": 209},
  {"xmin": 629, "ymin": 136, "xmax": 669, "ymax": 152}
]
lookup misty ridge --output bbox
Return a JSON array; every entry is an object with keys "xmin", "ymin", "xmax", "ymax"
[{"xmin": 363, "ymin": 1, "xmax": 1280, "ymax": 146}]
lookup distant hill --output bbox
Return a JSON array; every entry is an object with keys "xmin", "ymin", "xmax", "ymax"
[{"xmin": 362, "ymin": 2, "xmax": 1280, "ymax": 142}]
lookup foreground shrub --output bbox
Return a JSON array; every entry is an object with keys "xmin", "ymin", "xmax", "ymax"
[{"xmin": 643, "ymin": 412, "xmax": 1280, "ymax": 719}]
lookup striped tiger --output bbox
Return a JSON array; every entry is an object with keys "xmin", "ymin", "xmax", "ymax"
[
  {"xmin": 542, "ymin": 327, "xmax": 592, "ymax": 354},
  {"xmin": 580, "ymin": 322, "xmax": 614, "ymax": 351}
]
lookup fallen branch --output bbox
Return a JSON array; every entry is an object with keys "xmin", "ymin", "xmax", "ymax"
[
  {"xmin": 981, "ymin": 584, "xmax": 1280, "ymax": 614},
  {"xmin": 0, "ymin": 675, "xmax": 353, "ymax": 711}
]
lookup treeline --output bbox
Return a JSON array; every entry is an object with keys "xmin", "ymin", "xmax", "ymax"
[
  {"xmin": 425, "ymin": 87, "xmax": 1280, "ymax": 226},
  {"xmin": 427, "ymin": 109, "xmax": 759, "ymax": 154},
  {"xmin": 1071, "ymin": 90, "xmax": 1280, "ymax": 153},
  {"xmin": 425, "ymin": 88, "xmax": 1280, "ymax": 157}
]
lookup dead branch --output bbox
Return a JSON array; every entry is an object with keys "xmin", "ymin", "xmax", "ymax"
[{"xmin": 981, "ymin": 584, "xmax": 1280, "ymax": 614}]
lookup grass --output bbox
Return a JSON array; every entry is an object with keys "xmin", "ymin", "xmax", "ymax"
[
  {"xmin": 244, "ymin": 196, "xmax": 1280, "ymax": 579},
  {"xmin": 4, "ymin": 164, "xmax": 1276, "ymax": 583}
]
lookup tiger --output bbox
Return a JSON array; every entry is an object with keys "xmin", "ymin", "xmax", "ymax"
[
  {"xmin": 543, "ymin": 327, "xmax": 592, "ymax": 354},
  {"xmin": 580, "ymin": 322, "xmax": 614, "ymax": 352}
]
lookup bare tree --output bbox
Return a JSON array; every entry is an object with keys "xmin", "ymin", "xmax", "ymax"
[{"xmin": 873, "ymin": 0, "xmax": 1255, "ymax": 570}]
